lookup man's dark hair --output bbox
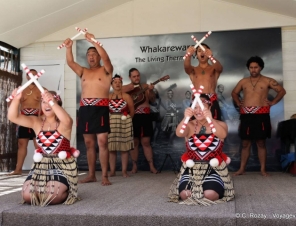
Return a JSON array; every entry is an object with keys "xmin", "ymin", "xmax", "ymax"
[
  {"xmin": 195, "ymin": 43, "xmax": 211, "ymax": 55},
  {"xmin": 87, "ymin": 47, "xmax": 97, "ymax": 52},
  {"xmin": 246, "ymin": 56, "xmax": 264, "ymax": 70},
  {"xmin": 86, "ymin": 47, "xmax": 99, "ymax": 56},
  {"xmin": 27, "ymin": 69, "xmax": 37, "ymax": 75},
  {"xmin": 128, "ymin": 68, "xmax": 139, "ymax": 77}
]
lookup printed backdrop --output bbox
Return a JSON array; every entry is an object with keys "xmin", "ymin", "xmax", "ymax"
[{"xmin": 76, "ymin": 28, "xmax": 284, "ymax": 172}]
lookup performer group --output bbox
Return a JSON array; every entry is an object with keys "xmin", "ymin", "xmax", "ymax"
[{"xmin": 6, "ymin": 29, "xmax": 286, "ymax": 206}]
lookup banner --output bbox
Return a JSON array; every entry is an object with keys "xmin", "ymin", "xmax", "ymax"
[{"xmin": 76, "ymin": 28, "xmax": 283, "ymax": 172}]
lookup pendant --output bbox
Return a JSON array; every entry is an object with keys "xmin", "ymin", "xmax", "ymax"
[
  {"xmin": 199, "ymin": 125, "xmax": 206, "ymax": 134},
  {"xmin": 201, "ymin": 70, "xmax": 205, "ymax": 75},
  {"xmin": 26, "ymin": 90, "xmax": 32, "ymax": 95}
]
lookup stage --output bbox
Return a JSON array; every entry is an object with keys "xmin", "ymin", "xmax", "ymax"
[{"xmin": 0, "ymin": 171, "xmax": 296, "ymax": 226}]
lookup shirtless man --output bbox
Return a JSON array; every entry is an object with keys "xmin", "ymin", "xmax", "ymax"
[
  {"xmin": 231, "ymin": 56, "xmax": 286, "ymax": 176},
  {"xmin": 122, "ymin": 68, "xmax": 158, "ymax": 174},
  {"xmin": 65, "ymin": 32, "xmax": 113, "ymax": 185},
  {"xmin": 184, "ymin": 44, "xmax": 223, "ymax": 120},
  {"xmin": 7, "ymin": 69, "xmax": 41, "ymax": 175}
]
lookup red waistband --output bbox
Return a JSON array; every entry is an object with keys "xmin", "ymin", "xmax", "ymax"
[
  {"xmin": 80, "ymin": 98, "xmax": 109, "ymax": 106},
  {"xmin": 21, "ymin": 108, "xmax": 40, "ymax": 116},
  {"xmin": 240, "ymin": 106, "xmax": 270, "ymax": 114},
  {"xmin": 135, "ymin": 107, "xmax": 150, "ymax": 114}
]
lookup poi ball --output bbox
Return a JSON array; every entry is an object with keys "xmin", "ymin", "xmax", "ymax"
[
  {"xmin": 186, "ymin": 159, "xmax": 195, "ymax": 168},
  {"xmin": 58, "ymin": 151, "xmax": 67, "ymax": 160},
  {"xmin": 226, "ymin": 157, "xmax": 231, "ymax": 165},
  {"xmin": 210, "ymin": 158, "xmax": 219, "ymax": 167},
  {"xmin": 72, "ymin": 150, "xmax": 80, "ymax": 158},
  {"xmin": 33, "ymin": 153, "xmax": 43, "ymax": 162},
  {"xmin": 121, "ymin": 115, "xmax": 127, "ymax": 120}
]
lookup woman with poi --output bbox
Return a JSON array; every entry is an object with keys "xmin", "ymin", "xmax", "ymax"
[
  {"xmin": 168, "ymin": 94, "xmax": 234, "ymax": 206},
  {"xmin": 8, "ymin": 88, "xmax": 79, "ymax": 206}
]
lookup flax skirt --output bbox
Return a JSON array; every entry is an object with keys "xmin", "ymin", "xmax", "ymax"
[
  {"xmin": 108, "ymin": 114, "xmax": 134, "ymax": 152},
  {"xmin": 168, "ymin": 161, "xmax": 235, "ymax": 206}
]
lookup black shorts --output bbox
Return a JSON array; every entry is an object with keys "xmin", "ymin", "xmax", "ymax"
[
  {"xmin": 77, "ymin": 106, "xmax": 110, "ymax": 134},
  {"xmin": 239, "ymin": 113, "xmax": 271, "ymax": 140},
  {"xmin": 17, "ymin": 115, "xmax": 37, "ymax": 140},
  {"xmin": 179, "ymin": 168, "xmax": 224, "ymax": 199},
  {"xmin": 133, "ymin": 114, "xmax": 153, "ymax": 138}
]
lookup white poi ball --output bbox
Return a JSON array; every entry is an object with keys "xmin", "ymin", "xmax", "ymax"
[
  {"xmin": 121, "ymin": 115, "xmax": 127, "ymax": 120},
  {"xmin": 210, "ymin": 158, "xmax": 219, "ymax": 167},
  {"xmin": 58, "ymin": 151, "xmax": 67, "ymax": 160},
  {"xmin": 33, "ymin": 153, "xmax": 43, "ymax": 162},
  {"xmin": 186, "ymin": 159, "xmax": 195, "ymax": 168},
  {"xmin": 72, "ymin": 149, "xmax": 80, "ymax": 158},
  {"xmin": 226, "ymin": 157, "xmax": 231, "ymax": 165}
]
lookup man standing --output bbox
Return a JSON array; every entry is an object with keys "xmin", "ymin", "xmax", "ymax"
[
  {"xmin": 65, "ymin": 32, "xmax": 113, "ymax": 185},
  {"xmin": 7, "ymin": 69, "xmax": 41, "ymax": 175},
  {"xmin": 231, "ymin": 56, "xmax": 286, "ymax": 176},
  {"xmin": 122, "ymin": 68, "xmax": 158, "ymax": 174},
  {"xmin": 184, "ymin": 44, "xmax": 223, "ymax": 120}
]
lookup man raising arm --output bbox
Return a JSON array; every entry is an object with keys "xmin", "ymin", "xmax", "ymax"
[
  {"xmin": 65, "ymin": 32, "xmax": 113, "ymax": 185},
  {"xmin": 184, "ymin": 44, "xmax": 223, "ymax": 120}
]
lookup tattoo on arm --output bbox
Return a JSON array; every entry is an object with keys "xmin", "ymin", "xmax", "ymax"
[
  {"xmin": 270, "ymin": 79, "xmax": 279, "ymax": 87},
  {"xmin": 270, "ymin": 79, "xmax": 280, "ymax": 91}
]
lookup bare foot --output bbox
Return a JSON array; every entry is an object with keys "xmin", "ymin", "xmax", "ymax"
[
  {"xmin": 122, "ymin": 172, "xmax": 129, "ymax": 178},
  {"xmin": 101, "ymin": 176, "xmax": 112, "ymax": 186},
  {"xmin": 131, "ymin": 166, "xmax": 137, "ymax": 174},
  {"xmin": 6, "ymin": 171, "xmax": 22, "ymax": 176},
  {"xmin": 233, "ymin": 169, "xmax": 245, "ymax": 176},
  {"xmin": 150, "ymin": 167, "xmax": 158, "ymax": 174},
  {"xmin": 261, "ymin": 170, "xmax": 269, "ymax": 177},
  {"xmin": 78, "ymin": 176, "xmax": 97, "ymax": 183},
  {"xmin": 109, "ymin": 172, "xmax": 116, "ymax": 177}
]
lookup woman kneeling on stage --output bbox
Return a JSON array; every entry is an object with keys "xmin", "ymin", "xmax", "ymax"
[
  {"xmin": 168, "ymin": 94, "xmax": 234, "ymax": 206},
  {"xmin": 8, "ymin": 89, "xmax": 78, "ymax": 206}
]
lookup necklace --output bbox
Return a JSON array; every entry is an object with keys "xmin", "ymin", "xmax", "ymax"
[
  {"xmin": 26, "ymin": 85, "xmax": 35, "ymax": 95},
  {"xmin": 195, "ymin": 120, "xmax": 207, "ymax": 134},
  {"xmin": 250, "ymin": 75, "xmax": 261, "ymax": 90},
  {"xmin": 112, "ymin": 92, "xmax": 121, "ymax": 99},
  {"xmin": 198, "ymin": 65, "xmax": 208, "ymax": 75}
]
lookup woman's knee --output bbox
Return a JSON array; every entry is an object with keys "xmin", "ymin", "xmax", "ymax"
[
  {"xmin": 49, "ymin": 192, "xmax": 68, "ymax": 205},
  {"xmin": 22, "ymin": 191, "xmax": 31, "ymax": 204},
  {"xmin": 179, "ymin": 190, "xmax": 191, "ymax": 200},
  {"xmin": 204, "ymin": 190, "xmax": 219, "ymax": 201}
]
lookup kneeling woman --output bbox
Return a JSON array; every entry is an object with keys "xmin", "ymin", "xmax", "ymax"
[
  {"xmin": 8, "ymin": 89, "xmax": 78, "ymax": 206},
  {"xmin": 168, "ymin": 94, "xmax": 234, "ymax": 205}
]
